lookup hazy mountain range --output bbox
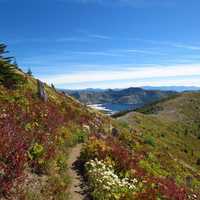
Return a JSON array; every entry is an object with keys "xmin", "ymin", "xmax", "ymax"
[{"xmin": 62, "ymin": 87, "xmax": 177, "ymax": 114}]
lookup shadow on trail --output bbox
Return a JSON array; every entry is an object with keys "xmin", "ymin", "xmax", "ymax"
[{"xmin": 72, "ymin": 158, "xmax": 92, "ymax": 200}]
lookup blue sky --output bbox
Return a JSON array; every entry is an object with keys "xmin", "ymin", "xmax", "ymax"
[{"xmin": 1, "ymin": 0, "xmax": 200, "ymax": 89}]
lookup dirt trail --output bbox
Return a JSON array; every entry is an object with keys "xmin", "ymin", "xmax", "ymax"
[{"xmin": 67, "ymin": 143, "xmax": 89, "ymax": 200}]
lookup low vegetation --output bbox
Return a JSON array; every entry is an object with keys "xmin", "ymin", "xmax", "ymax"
[
  {"xmin": 81, "ymin": 136, "xmax": 191, "ymax": 200},
  {"xmin": 0, "ymin": 43, "xmax": 200, "ymax": 199},
  {"xmin": 0, "ymin": 44, "xmax": 110, "ymax": 199}
]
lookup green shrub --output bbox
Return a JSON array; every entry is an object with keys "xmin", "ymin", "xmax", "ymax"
[
  {"xmin": 139, "ymin": 153, "xmax": 169, "ymax": 177},
  {"xmin": 28, "ymin": 143, "xmax": 44, "ymax": 160},
  {"xmin": 73, "ymin": 129, "xmax": 87, "ymax": 144},
  {"xmin": 24, "ymin": 190, "xmax": 43, "ymax": 200},
  {"xmin": 144, "ymin": 135, "xmax": 156, "ymax": 147},
  {"xmin": 57, "ymin": 154, "xmax": 67, "ymax": 172},
  {"xmin": 45, "ymin": 174, "xmax": 70, "ymax": 200}
]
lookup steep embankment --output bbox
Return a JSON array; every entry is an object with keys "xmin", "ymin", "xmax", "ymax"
[
  {"xmin": 0, "ymin": 72, "xmax": 111, "ymax": 200},
  {"xmin": 118, "ymin": 92, "xmax": 200, "ymax": 192}
]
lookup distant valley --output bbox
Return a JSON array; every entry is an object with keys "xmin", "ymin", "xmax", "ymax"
[{"xmin": 63, "ymin": 87, "xmax": 176, "ymax": 114}]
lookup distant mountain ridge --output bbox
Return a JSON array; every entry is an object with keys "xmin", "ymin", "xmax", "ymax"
[
  {"xmin": 63, "ymin": 87, "xmax": 176, "ymax": 105},
  {"xmin": 62, "ymin": 86, "xmax": 200, "ymax": 93}
]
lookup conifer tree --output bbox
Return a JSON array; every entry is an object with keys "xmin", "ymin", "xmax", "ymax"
[
  {"xmin": 27, "ymin": 68, "xmax": 33, "ymax": 76},
  {"xmin": 0, "ymin": 43, "xmax": 25, "ymax": 89}
]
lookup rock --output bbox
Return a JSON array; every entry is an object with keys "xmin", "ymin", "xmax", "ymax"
[{"xmin": 37, "ymin": 79, "xmax": 48, "ymax": 102}]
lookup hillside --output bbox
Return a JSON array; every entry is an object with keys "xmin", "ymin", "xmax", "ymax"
[
  {"xmin": 118, "ymin": 92, "xmax": 200, "ymax": 194},
  {"xmin": 0, "ymin": 45, "xmax": 113, "ymax": 199},
  {"xmin": 65, "ymin": 87, "xmax": 175, "ymax": 105},
  {"xmin": 0, "ymin": 77, "xmax": 113, "ymax": 199},
  {"xmin": 1, "ymin": 44, "xmax": 199, "ymax": 200},
  {"xmin": 2, "ymin": 73, "xmax": 198, "ymax": 200}
]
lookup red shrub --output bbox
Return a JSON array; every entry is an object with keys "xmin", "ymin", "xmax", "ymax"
[
  {"xmin": 88, "ymin": 136, "xmax": 188, "ymax": 200},
  {"xmin": 155, "ymin": 178, "xmax": 187, "ymax": 200}
]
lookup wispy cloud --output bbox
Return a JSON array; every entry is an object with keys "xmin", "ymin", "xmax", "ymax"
[
  {"xmin": 6, "ymin": 37, "xmax": 92, "ymax": 45},
  {"xmin": 171, "ymin": 43, "xmax": 200, "ymax": 50},
  {"xmin": 6, "ymin": 33, "xmax": 111, "ymax": 45},
  {"xmin": 6, "ymin": 33, "xmax": 200, "ymax": 53},
  {"xmin": 73, "ymin": 51, "xmax": 125, "ymax": 57},
  {"xmin": 118, "ymin": 49, "xmax": 166, "ymax": 56},
  {"xmin": 134, "ymin": 38, "xmax": 200, "ymax": 51},
  {"xmin": 71, "ymin": 48, "xmax": 166, "ymax": 57},
  {"xmin": 55, "ymin": 37, "xmax": 91, "ymax": 42},
  {"xmin": 87, "ymin": 34, "xmax": 111, "ymax": 40},
  {"xmin": 57, "ymin": 76, "xmax": 200, "ymax": 90},
  {"xmin": 77, "ymin": 29, "xmax": 112, "ymax": 40},
  {"xmin": 39, "ymin": 63, "xmax": 200, "ymax": 88},
  {"xmin": 19, "ymin": 47, "xmax": 166, "ymax": 67}
]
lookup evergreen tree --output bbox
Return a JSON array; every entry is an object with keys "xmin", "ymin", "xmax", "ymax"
[
  {"xmin": 13, "ymin": 58, "xmax": 21, "ymax": 71},
  {"xmin": 0, "ymin": 43, "xmax": 25, "ymax": 89},
  {"xmin": 0, "ymin": 43, "xmax": 13, "ymax": 62},
  {"xmin": 27, "ymin": 68, "xmax": 33, "ymax": 76},
  {"xmin": 51, "ymin": 83, "xmax": 56, "ymax": 90}
]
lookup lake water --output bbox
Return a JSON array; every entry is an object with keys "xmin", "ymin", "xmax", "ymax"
[{"xmin": 88, "ymin": 103, "xmax": 143, "ymax": 115}]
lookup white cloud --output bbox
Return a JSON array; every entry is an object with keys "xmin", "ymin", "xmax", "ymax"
[
  {"xmin": 72, "ymin": 48, "xmax": 164, "ymax": 57},
  {"xmin": 119, "ymin": 49, "xmax": 166, "ymax": 56},
  {"xmin": 39, "ymin": 63, "xmax": 200, "ymax": 88},
  {"xmin": 134, "ymin": 38, "xmax": 200, "ymax": 51},
  {"xmin": 88, "ymin": 34, "xmax": 111, "ymax": 40},
  {"xmin": 171, "ymin": 44, "xmax": 200, "ymax": 50},
  {"xmin": 61, "ymin": 77, "xmax": 200, "ymax": 90}
]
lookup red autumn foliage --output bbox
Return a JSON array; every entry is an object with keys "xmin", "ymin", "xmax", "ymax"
[
  {"xmin": 87, "ymin": 135, "xmax": 188, "ymax": 200},
  {"xmin": 0, "ymin": 103, "xmax": 29, "ymax": 196},
  {"xmin": 0, "ymin": 87, "xmax": 103, "ymax": 197},
  {"xmin": 155, "ymin": 178, "xmax": 187, "ymax": 200}
]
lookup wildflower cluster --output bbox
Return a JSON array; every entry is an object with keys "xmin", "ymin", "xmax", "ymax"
[
  {"xmin": 85, "ymin": 158, "xmax": 138, "ymax": 200},
  {"xmin": 82, "ymin": 136, "xmax": 192, "ymax": 200}
]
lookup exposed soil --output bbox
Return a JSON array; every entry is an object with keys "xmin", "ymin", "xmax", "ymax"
[{"xmin": 67, "ymin": 144, "xmax": 90, "ymax": 200}]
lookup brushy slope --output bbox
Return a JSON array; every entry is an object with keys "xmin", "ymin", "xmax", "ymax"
[
  {"xmin": 0, "ymin": 72, "xmax": 112, "ymax": 200},
  {"xmin": 79, "ymin": 92, "xmax": 200, "ymax": 200},
  {"xmin": 1, "ymin": 43, "xmax": 199, "ymax": 199},
  {"xmin": 118, "ymin": 92, "xmax": 200, "ymax": 194},
  {"xmin": 1, "ymin": 73, "xmax": 200, "ymax": 200}
]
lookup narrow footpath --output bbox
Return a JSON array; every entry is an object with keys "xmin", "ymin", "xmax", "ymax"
[{"xmin": 67, "ymin": 144, "xmax": 89, "ymax": 200}]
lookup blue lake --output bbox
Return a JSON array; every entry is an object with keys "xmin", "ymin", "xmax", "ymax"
[{"xmin": 88, "ymin": 103, "xmax": 144, "ymax": 114}]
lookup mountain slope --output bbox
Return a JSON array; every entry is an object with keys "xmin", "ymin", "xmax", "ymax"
[
  {"xmin": 1, "ymin": 44, "xmax": 198, "ymax": 200},
  {"xmin": 65, "ymin": 87, "xmax": 176, "ymax": 105},
  {"xmin": 118, "ymin": 92, "xmax": 200, "ymax": 192},
  {"xmin": 0, "ymin": 69, "xmax": 112, "ymax": 199}
]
